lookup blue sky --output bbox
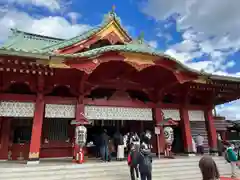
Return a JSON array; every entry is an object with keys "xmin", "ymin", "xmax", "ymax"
[{"xmin": 0, "ymin": 0, "xmax": 240, "ymax": 120}]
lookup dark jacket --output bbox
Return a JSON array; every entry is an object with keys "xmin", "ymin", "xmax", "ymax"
[
  {"xmin": 217, "ymin": 139, "xmax": 223, "ymax": 152},
  {"xmin": 114, "ymin": 132, "xmax": 124, "ymax": 146},
  {"xmin": 137, "ymin": 148, "xmax": 152, "ymax": 173},
  {"xmin": 99, "ymin": 132, "xmax": 109, "ymax": 146}
]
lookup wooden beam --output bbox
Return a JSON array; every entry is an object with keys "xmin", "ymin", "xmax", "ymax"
[{"xmin": 0, "ymin": 93, "xmax": 36, "ymax": 102}]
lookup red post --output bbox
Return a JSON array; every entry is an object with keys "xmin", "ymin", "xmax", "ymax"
[
  {"xmin": 28, "ymin": 94, "xmax": 44, "ymax": 164},
  {"xmin": 73, "ymin": 103, "xmax": 85, "ymax": 162},
  {"xmin": 204, "ymin": 108, "xmax": 218, "ymax": 154},
  {"xmin": 77, "ymin": 147, "xmax": 84, "ymax": 164},
  {"xmin": 0, "ymin": 118, "xmax": 11, "ymax": 160},
  {"xmin": 180, "ymin": 107, "xmax": 193, "ymax": 154},
  {"xmin": 153, "ymin": 108, "xmax": 165, "ymax": 155}
]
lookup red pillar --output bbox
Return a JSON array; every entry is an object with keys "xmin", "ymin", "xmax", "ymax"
[
  {"xmin": 204, "ymin": 108, "xmax": 218, "ymax": 153},
  {"xmin": 180, "ymin": 107, "xmax": 193, "ymax": 154},
  {"xmin": 153, "ymin": 108, "xmax": 165, "ymax": 154},
  {"xmin": 0, "ymin": 118, "xmax": 11, "ymax": 160},
  {"xmin": 73, "ymin": 103, "xmax": 85, "ymax": 161},
  {"xmin": 28, "ymin": 94, "xmax": 44, "ymax": 164}
]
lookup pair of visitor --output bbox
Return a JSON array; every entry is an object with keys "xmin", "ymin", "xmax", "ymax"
[
  {"xmin": 128, "ymin": 143, "xmax": 152, "ymax": 180},
  {"xmin": 126, "ymin": 132, "xmax": 140, "ymax": 153}
]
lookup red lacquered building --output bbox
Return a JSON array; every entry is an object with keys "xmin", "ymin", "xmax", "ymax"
[{"xmin": 0, "ymin": 10, "xmax": 239, "ymax": 164}]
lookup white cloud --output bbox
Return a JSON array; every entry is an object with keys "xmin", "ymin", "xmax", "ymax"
[
  {"xmin": 142, "ymin": 0, "xmax": 240, "ymax": 41},
  {"xmin": 148, "ymin": 40, "xmax": 158, "ymax": 48},
  {"xmin": 2, "ymin": 0, "xmax": 67, "ymax": 12},
  {"xmin": 142, "ymin": 0, "xmax": 240, "ymax": 74},
  {"xmin": 142, "ymin": 0, "xmax": 240, "ymax": 120},
  {"xmin": 0, "ymin": 9, "xmax": 91, "ymax": 42},
  {"xmin": 216, "ymin": 100, "xmax": 240, "ymax": 120}
]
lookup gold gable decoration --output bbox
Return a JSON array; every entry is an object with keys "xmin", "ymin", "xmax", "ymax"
[
  {"xmin": 48, "ymin": 56, "xmax": 70, "ymax": 69},
  {"xmin": 193, "ymin": 75, "xmax": 211, "ymax": 84},
  {"xmin": 99, "ymin": 6, "xmax": 131, "ymax": 43}
]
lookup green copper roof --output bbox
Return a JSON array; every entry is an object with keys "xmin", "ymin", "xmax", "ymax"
[
  {"xmin": 1, "ymin": 11, "xmax": 131, "ymax": 53},
  {"xmin": 1, "ymin": 29, "xmax": 64, "ymax": 51},
  {"xmin": 68, "ymin": 44, "xmax": 161, "ymax": 58},
  {"xmin": 41, "ymin": 26, "xmax": 102, "ymax": 52}
]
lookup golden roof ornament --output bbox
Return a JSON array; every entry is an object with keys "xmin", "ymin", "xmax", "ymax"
[
  {"xmin": 102, "ymin": 5, "xmax": 121, "ymax": 24},
  {"xmin": 109, "ymin": 5, "xmax": 116, "ymax": 19},
  {"xmin": 111, "ymin": 5, "xmax": 116, "ymax": 14}
]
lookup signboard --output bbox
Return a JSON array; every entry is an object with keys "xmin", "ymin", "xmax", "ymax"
[{"xmin": 155, "ymin": 127, "xmax": 161, "ymax": 135}]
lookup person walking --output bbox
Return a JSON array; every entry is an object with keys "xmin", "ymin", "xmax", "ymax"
[
  {"xmin": 192, "ymin": 137, "xmax": 197, "ymax": 153},
  {"xmin": 226, "ymin": 143, "xmax": 238, "ymax": 178},
  {"xmin": 199, "ymin": 156, "xmax": 220, "ymax": 180},
  {"xmin": 137, "ymin": 144, "xmax": 152, "ymax": 180},
  {"xmin": 196, "ymin": 134, "xmax": 204, "ymax": 155},
  {"xmin": 99, "ymin": 129, "xmax": 109, "ymax": 162},
  {"xmin": 129, "ymin": 132, "xmax": 140, "ymax": 153},
  {"xmin": 217, "ymin": 133, "xmax": 223, "ymax": 156},
  {"xmin": 114, "ymin": 130, "xmax": 124, "ymax": 160},
  {"xmin": 117, "ymin": 132, "xmax": 124, "ymax": 160},
  {"xmin": 128, "ymin": 143, "xmax": 140, "ymax": 180}
]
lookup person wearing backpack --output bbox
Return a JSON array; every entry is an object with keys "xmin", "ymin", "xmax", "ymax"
[
  {"xmin": 226, "ymin": 143, "xmax": 238, "ymax": 178},
  {"xmin": 128, "ymin": 143, "xmax": 139, "ymax": 180},
  {"xmin": 137, "ymin": 144, "xmax": 153, "ymax": 180}
]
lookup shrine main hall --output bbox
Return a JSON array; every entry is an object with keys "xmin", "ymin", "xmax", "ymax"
[{"xmin": 0, "ymin": 10, "xmax": 239, "ymax": 163}]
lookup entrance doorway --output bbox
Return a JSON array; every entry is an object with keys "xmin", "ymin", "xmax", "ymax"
[
  {"xmin": 171, "ymin": 125, "xmax": 184, "ymax": 154},
  {"xmin": 9, "ymin": 118, "xmax": 33, "ymax": 160},
  {"xmin": 85, "ymin": 120, "xmax": 154, "ymax": 158}
]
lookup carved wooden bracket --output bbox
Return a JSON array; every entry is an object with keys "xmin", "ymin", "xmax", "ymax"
[
  {"xmin": 78, "ymin": 72, "xmax": 89, "ymax": 95},
  {"xmin": 37, "ymin": 75, "xmax": 45, "ymax": 93}
]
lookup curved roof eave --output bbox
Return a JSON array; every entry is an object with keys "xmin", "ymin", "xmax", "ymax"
[
  {"xmin": 53, "ymin": 45, "xmax": 240, "ymax": 82},
  {"xmin": 56, "ymin": 44, "xmax": 207, "ymax": 74},
  {"xmin": 1, "ymin": 46, "xmax": 240, "ymax": 83}
]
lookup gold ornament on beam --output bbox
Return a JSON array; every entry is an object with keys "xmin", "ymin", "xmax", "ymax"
[{"xmin": 193, "ymin": 75, "xmax": 211, "ymax": 84}]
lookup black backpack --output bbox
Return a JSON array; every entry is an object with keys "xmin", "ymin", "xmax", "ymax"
[
  {"xmin": 130, "ymin": 150, "xmax": 138, "ymax": 166},
  {"xmin": 238, "ymin": 149, "xmax": 240, "ymax": 160}
]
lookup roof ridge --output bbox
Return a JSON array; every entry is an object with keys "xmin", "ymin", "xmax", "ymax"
[
  {"xmin": 41, "ymin": 10, "xmax": 132, "ymax": 52},
  {"xmin": 10, "ymin": 28, "xmax": 65, "ymax": 41}
]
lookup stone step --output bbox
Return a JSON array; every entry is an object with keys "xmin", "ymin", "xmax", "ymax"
[
  {"xmin": 0, "ymin": 168, "xmax": 233, "ymax": 180},
  {"xmin": 0, "ymin": 158, "xmax": 224, "ymax": 173},
  {"xmin": 0, "ymin": 162, "xmax": 230, "ymax": 179},
  {"xmin": 0, "ymin": 157, "xmax": 238, "ymax": 180},
  {"xmin": 0, "ymin": 157, "xmax": 210, "ymax": 172}
]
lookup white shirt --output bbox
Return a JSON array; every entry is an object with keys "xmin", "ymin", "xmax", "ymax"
[
  {"xmin": 192, "ymin": 138, "xmax": 197, "ymax": 153},
  {"xmin": 196, "ymin": 135, "xmax": 204, "ymax": 146},
  {"xmin": 123, "ymin": 134, "xmax": 128, "ymax": 147}
]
